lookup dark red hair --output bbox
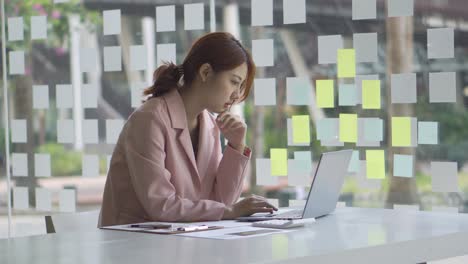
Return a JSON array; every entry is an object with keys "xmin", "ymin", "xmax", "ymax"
[{"xmin": 143, "ymin": 32, "xmax": 256, "ymax": 102}]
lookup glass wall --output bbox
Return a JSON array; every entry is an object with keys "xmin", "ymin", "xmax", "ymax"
[{"xmin": 1, "ymin": 0, "xmax": 467, "ymax": 238}]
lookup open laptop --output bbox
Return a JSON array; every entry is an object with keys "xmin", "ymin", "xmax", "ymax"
[{"xmin": 236, "ymin": 149, "xmax": 353, "ymax": 222}]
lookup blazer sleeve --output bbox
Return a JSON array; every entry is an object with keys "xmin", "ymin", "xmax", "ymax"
[
  {"xmin": 210, "ymin": 133, "xmax": 251, "ymax": 206},
  {"xmin": 124, "ymin": 110, "xmax": 226, "ymax": 222}
]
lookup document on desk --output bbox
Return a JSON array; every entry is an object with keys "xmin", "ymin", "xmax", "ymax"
[{"xmin": 175, "ymin": 226, "xmax": 292, "ymax": 240}]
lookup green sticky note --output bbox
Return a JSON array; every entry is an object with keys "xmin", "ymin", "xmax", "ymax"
[
  {"xmin": 337, "ymin": 49, "xmax": 356, "ymax": 78},
  {"xmin": 271, "ymin": 148, "xmax": 288, "ymax": 176},
  {"xmin": 339, "ymin": 114, "xmax": 358, "ymax": 143},
  {"xmin": 392, "ymin": 117, "xmax": 411, "ymax": 147},
  {"xmin": 316, "ymin": 80, "xmax": 334, "ymax": 108},
  {"xmin": 362, "ymin": 80, "xmax": 381, "ymax": 109},
  {"xmin": 366, "ymin": 150, "xmax": 385, "ymax": 179},
  {"xmin": 292, "ymin": 115, "xmax": 310, "ymax": 144}
]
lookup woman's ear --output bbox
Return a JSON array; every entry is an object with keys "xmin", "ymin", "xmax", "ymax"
[{"xmin": 198, "ymin": 63, "xmax": 213, "ymax": 82}]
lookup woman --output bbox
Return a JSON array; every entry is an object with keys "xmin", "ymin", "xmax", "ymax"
[{"xmin": 98, "ymin": 32, "xmax": 277, "ymax": 227}]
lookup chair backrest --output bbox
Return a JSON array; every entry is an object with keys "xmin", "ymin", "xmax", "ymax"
[{"xmin": 45, "ymin": 210, "xmax": 100, "ymax": 234}]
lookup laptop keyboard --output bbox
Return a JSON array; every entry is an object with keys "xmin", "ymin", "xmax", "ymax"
[{"xmin": 269, "ymin": 209, "xmax": 303, "ymax": 218}]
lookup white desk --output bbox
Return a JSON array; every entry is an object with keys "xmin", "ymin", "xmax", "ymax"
[{"xmin": 2, "ymin": 207, "xmax": 468, "ymax": 264}]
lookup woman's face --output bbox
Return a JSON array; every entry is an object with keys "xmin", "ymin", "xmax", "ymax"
[{"xmin": 203, "ymin": 63, "xmax": 248, "ymax": 114}]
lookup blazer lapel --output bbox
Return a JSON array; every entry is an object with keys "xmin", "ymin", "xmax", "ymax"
[{"xmin": 196, "ymin": 111, "xmax": 216, "ymax": 181}]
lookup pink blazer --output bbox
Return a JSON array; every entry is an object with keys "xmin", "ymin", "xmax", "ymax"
[{"xmin": 98, "ymin": 89, "xmax": 250, "ymax": 227}]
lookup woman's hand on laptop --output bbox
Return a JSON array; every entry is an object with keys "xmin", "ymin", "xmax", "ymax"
[{"xmin": 222, "ymin": 195, "xmax": 278, "ymax": 220}]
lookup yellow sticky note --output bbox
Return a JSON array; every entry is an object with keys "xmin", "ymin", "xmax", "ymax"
[
  {"xmin": 392, "ymin": 117, "xmax": 411, "ymax": 146},
  {"xmin": 292, "ymin": 115, "xmax": 310, "ymax": 144},
  {"xmin": 271, "ymin": 148, "xmax": 288, "ymax": 176},
  {"xmin": 362, "ymin": 80, "xmax": 381, "ymax": 109},
  {"xmin": 366, "ymin": 150, "xmax": 385, "ymax": 179},
  {"xmin": 337, "ymin": 49, "xmax": 356, "ymax": 78},
  {"xmin": 316, "ymin": 80, "xmax": 334, "ymax": 108},
  {"xmin": 339, "ymin": 114, "xmax": 357, "ymax": 143}
]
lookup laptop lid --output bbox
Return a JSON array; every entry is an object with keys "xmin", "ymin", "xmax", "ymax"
[{"xmin": 301, "ymin": 149, "xmax": 353, "ymax": 219}]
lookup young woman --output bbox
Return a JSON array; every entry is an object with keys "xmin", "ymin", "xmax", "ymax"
[{"xmin": 99, "ymin": 32, "xmax": 277, "ymax": 227}]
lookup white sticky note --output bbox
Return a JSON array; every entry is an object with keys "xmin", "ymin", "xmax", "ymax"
[
  {"xmin": 318, "ymin": 35, "xmax": 343, "ymax": 64},
  {"xmin": 184, "ymin": 3, "xmax": 204, "ymax": 30},
  {"xmin": 391, "ymin": 73, "xmax": 417, "ymax": 104},
  {"xmin": 31, "ymin": 16, "xmax": 47, "ymax": 40},
  {"xmin": 82, "ymin": 83, "xmax": 98, "ymax": 109},
  {"xmin": 288, "ymin": 159, "xmax": 310, "ymax": 186},
  {"xmin": 393, "ymin": 154, "xmax": 414, "ymax": 177},
  {"xmin": 428, "ymin": 28, "xmax": 454, "ymax": 59},
  {"xmin": 157, "ymin": 43, "xmax": 176, "ymax": 67},
  {"xmin": 57, "ymin": 120, "xmax": 75, "ymax": 143},
  {"xmin": 388, "ymin": 0, "xmax": 414, "ymax": 17},
  {"xmin": 316, "ymin": 118, "xmax": 339, "ymax": 141},
  {"xmin": 8, "ymin": 17, "xmax": 24, "ymax": 41},
  {"xmin": 33, "ymin": 85, "xmax": 49, "ymax": 109},
  {"xmin": 12, "ymin": 153, "xmax": 28, "ymax": 177},
  {"xmin": 393, "ymin": 204, "xmax": 419, "ymax": 211},
  {"xmin": 82, "ymin": 154, "xmax": 99, "ymax": 177},
  {"xmin": 432, "ymin": 206, "xmax": 459, "ymax": 214},
  {"xmin": 252, "ymin": 0, "xmax": 273, "ymax": 26},
  {"xmin": 418, "ymin": 121, "xmax": 438, "ymax": 145},
  {"xmin": 56, "ymin": 84, "xmax": 73, "ymax": 109},
  {"xmin": 131, "ymin": 82, "xmax": 146, "ymax": 108},
  {"xmin": 83, "ymin": 119, "xmax": 99, "ymax": 144},
  {"xmin": 13, "ymin": 187, "xmax": 29, "ymax": 210},
  {"xmin": 355, "ymin": 74, "xmax": 379, "ymax": 104},
  {"xmin": 130, "ymin": 45, "xmax": 148, "ymax": 71},
  {"xmin": 59, "ymin": 189, "xmax": 76, "ymax": 213},
  {"xmin": 338, "ymin": 84, "xmax": 357, "ymax": 106},
  {"xmin": 9, "ymin": 51, "xmax": 25, "ymax": 75},
  {"xmin": 429, "ymin": 72, "xmax": 456, "ymax": 103},
  {"xmin": 287, "ymin": 119, "xmax": 309, "ymax": 146},
  {"xmin": 347, "ymin": 150, "xmax": 360, "ymax": 173},
  {"xmin": 286, "ymin": 77, "xmax": 312, "ymax": 105},
  {"xmin": 283, "ymin": 0, "xmax": 306, "ymax": 24},
  {"xmin": 11, "ymin": 119, "xmax": 27, "ymax": 143},
  {"xmin": 35, "ymin": 153, "xmax": 51, "ymax": 177},
  {"xmin": 35, "ymin": 187, "xmax": 52, "ymax": 211},
  {"xmin": 357, "ymin": 118, "xmax": 381, "ymax": 147},
  {"xmin": 103, "ymin": 9, "xmax": 121, "ymax": 35},
  {"xmin": 363, "ymin": 118, "xmax": 383, "ymax": 142},
  {"xmin": 352, "ymin": 0, "xmax": 376, "ymax": 20},
  {"xmin": 104, "ymin": 46, "xmax": 122, "ymax": 72},
  {"xmin": 254, "ymin": 78, "xmax": 276, "ymax": 105},
  {"xmin": 80, "ymin": 48, "xmax": 97, "ymax": 72},
  {"xmin": 431, "ymin": 161, "xmax": 459, "ymax": 193},
  {"xmin": 252, "ymin": 39, "xmax": 274, "ymax": 67},
  {"xmin": 354, "ymin": 33, "xmax": 378, "ymax": 63},
  {"xmin": 156, "ymin": 5, "xmax": 176, "ymax": 32},
  {"xmin": 106, "ymin": 119, "xmax": 124, "ymax": 144},
  {"xmin": 256, "ymin": 158, "xmax": 279, "ymax": 186}
]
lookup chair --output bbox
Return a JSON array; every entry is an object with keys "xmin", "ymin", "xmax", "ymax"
[{"xmin": 45, "ymin": 210, "xmax": 100, "ymax": 234}]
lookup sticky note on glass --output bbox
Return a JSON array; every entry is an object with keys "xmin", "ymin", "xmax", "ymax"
[
  {"xmin": 391, "ymin": 73, "xmax": 417, "ymax": 104},
  {"xmin": 57, "ymin": 119, "xmax": 75, "ymax": 143},
  {"xmin": 393, "ymin": 154, "xmax": 413, "ymax": 177},
  {"xmin": 339, "ymin": 114, "xmax": 358, "ymax": 143},
  {"xmin": 9, "ymin": 50, "xmax": 25, "ymax": 75},
  {"xmin": 252, "ymin": 39, "xmax": 274, "ymax": 67},
  {"xmin": 254, "ymin": 78, "xmax": 276, "ymax": 106},
  {"xmin": 103, "ymin": 9, "xmax": 121, "ymax": 35},
  {"xmin": 12, "ymin": 153, "xmax": 28, "ymax": 177},
  {"xmin": 388, "ymin": 0, "xmax": 414, "ymax": 17},
  {"xmin": 292, "ymin": 115, "xmax": 310, "ymax": 144},
  {"xmin": 83, "ymin": 154, "xmax": 99, "ymax": 177},
  {"xmin": 35, "ymin": 187, "xmax": 52, "ymax": 211},
  {"xmin": 357, "ymin": 118, "xmax": 381, "ymax": 147},
  {"xmin": 316, "ymin": 80, "xmax": 334, "ymax": 108},
  {"xmin": 287, "ymin": 119, "xmax": 308, "ymax": 146},
  {"xmin": 33, "ymin": 85, "xmax": 49, "ymax": 109},
  {"xmin": 338, "ymin": 84, "xmax": 357, "ymax": 106},
  {"xmin": 347, "ymin": 150, "xmax": 360, "ymax": 173},
  {"xmin": 352, "ymin": 0, "xmax": 376, "ymax": 20},
  {"xmin": 366, "ymin": 150, "xmax": 385, "ymax": 179},
  {"xmin": 256, "ymin": 159, "xmax": 279, "ymax": 186},
  {"xmin": 11, "ymin": 119, "xmax": 27, "ymax": 143},
  {"xmin": 362, "ymin": 80, "xmax": 381, "ymax": 109},
  {"xmin": 104, "ymin": 46, "xmax": 122, "ymax": 72},
  {"xmin": 13, "ymin": 187, "xmax": 29, "ymax": 210},
  {"xmin": 156, "ymin": 5, "xmax": 175, "ymax": 32},
  {"xmin": 418, "ymin": 121, "xmax": 438, "ymax": 145},
  {"xmin": 80, "ymin": 48, "xmax": 97, "ymax": 72},
  {"xmin": 184, "ymin": 3, "xmax": 204, "ymax": 30},
  {"xmin": 31, "ymin": 16, "xmax": 47, "ymax": 40},
  {"xmin": 288, "ymin": 159, "xmax": 310, "ymax": 186},
  {"xmin": 251, "ymin": 0, "xmax": 273, "ymax": 26},
  {"xmin": 428, "ymin": 28, "xmax": 454, "ymax": 59},
  {"xmin": 106, "ymin": 119, "xmax": 124, "ymax": 144},
  {"xmin": 56, "ymin": 84, "xmax": 73, "ymax": 109},
  {"xmin": 337, "ymin": 49, "xmax": 356, "ymax": 78},
  {"xmin": 354, "ymin": 32, "xmax": 378, "ymax": 63},
  {"xmin": 286, "ymin": 77, "xmax": 312, "ymax": 105},
  {"xmin": 355, "ymin": 74, "xmax": 379, "ymax": 104},
  {"xmin": 270, "ymin": 148, "xmax": 288, "ymax": 176},
  {"xmin": 8, "ymin": 17, "xmax": 24, "ymax": 41},
  {"xmin": 157, "ymin": 43, "xmax": 176, "ymax": 67},
  {"xmin": 60, "ymin": 189, "xmax": 76, "ymax": 212},
  {"xmin": 35, "ymin": 153, "xmax": 51, "ymax": 177},
  {"xmin": 83, "ymin": 119, "xmax": 99, "ymax": 144},
  {"xmin": 283, "ymin": 0, "xmax": 306, "ymax": 24},
  {"xmin": 316, "ymin": 118, "xmax": 339, "ymax": 141},
  {"xmin": 363, "ymin": 118, "xmax": 383, "ymax": 142},
  {"xmin": 131, "ymin": 82, "xmax": 146, "ymax": 108},
  {"xmin": 429, "ymin": 72, "xmax": 456, "ymax": 103},
  {"xmin": 391, "ymin": 117, "xmax": 411, "ymax": 147},
  {"xmin": 130, "ymin": 45, "xmax": 147, "ymax": 71},
  {"xmin": 318, "ymin": 35, "xmax": 343, "ymax": 64},
  {"xmin": 431, "ymin": 162, "xmax": 459, "ymax": 192},
  {"xmin": 82, "ymin": 84, "xmax": 98, "ymax": 109}
]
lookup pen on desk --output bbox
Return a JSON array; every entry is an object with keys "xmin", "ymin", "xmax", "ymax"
[{"xmin": 129, "ymin": 224, "xmax": 172, "ymax": 229}]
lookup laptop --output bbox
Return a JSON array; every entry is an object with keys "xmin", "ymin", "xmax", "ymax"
[{"xmin": 236, "ymin": 149, "xmax": 353, "ymax": 222}]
